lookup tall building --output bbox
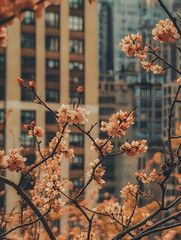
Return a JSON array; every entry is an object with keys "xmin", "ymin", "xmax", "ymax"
[{"xmin": 0, "ymin": 0, "xmax": 99, "ymax": 227}]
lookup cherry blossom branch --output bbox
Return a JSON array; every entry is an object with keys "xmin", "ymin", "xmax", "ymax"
[
  {"xmin": 157, "ymin": 0, "xmax": 181, "ymax": 37},
  {"xmin": 87, "ymin": 214, "xmax": 95, "ymax": 240},
  {"xmin": 0, "ymin": 207, "xmax": 51, "ymax": 238},
  {"xmin": 132, "ymin": 210, "xmax": 181, "ymax": 240},
  {"xmin": 0, "ymin": 175, "xmax": 55, "ymax": 240},
  {"xmin": 19, "ymin": 122, "xmax": 68, "ymax": 186}
]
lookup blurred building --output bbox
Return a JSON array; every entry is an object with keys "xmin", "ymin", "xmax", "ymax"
[{"xmin": 0, "ymin": 0, "xmax": 98, "ymax": 229}]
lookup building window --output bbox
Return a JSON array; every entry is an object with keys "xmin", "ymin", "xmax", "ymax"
[
  {"xmin": 21, "ymin": 33, "xmax": 35, "ymax": 49},
  {"xmin": 0, "ymin": 110, "xmax": 5, "ymax": 122},
  {"xmin": 70, "ymin": 76, "xmax": 84, "ymax": 85},
  {"xmin": 0, "ymin": 86, "xmax": 5, "ymax": 100},
  {"xmin": 70, "ymin": 91, "xmax": 84, "ymax": 104},
  {"xmin": 45, "ymin": 11, "xmax": 59, "ymax": 28},
  {"xmin": 46, "ymin": 89, "xmax": 59, "ymax": 102},
  {"xmin": 99, "ymin": 108, "xmax": 115, "ymax": 115},
  {"xmin": 22, "ymin": 11, "xmax": 35, "ymax": 25},
  {"xmin": 70, "ymin": 155, "xmax": 84, "ymax": 169},
  {"xmin": 99, "ymin": 97, "xmax": 115, "ymax": 103},
  {"xmin": 21, "ymin": 88, "xmax": 35, "ymax": 101},
  {"xmin": 0, "ymin": 54, "xmax": 5, "ymax": 65},
  {"xmin": 21, "ymin": 111, "xmax": 35, "ymax": 124},
  {"xmin": 70, "ymin": 178, "xmax": 84, "ymax": 190},
  {"xmin": 21, "ymin": 57, "xmax": 35, "ymax": 68},
  {"xmin": 46, "ymin": 132, "xmax": 55, "ymax": 146},
  {"xmin": 46, "ymin": 59, "xmax": 59, "ymax": 69},
  {"xmin": 69, "ymin": 15, "xmax": 83, "ymax": 31},
  {"xmin": 69, "ymin": 133, "xmax": 84, "ymax": 147},
  {"xmin": 69, "ymin": 39, "xmax": 84, "ymax": 54},
  {"xmin": 21, "ymin": 72, "xmax": 35, "ymax": 81},
  {"xmin": 46, "ymin": 111, "xmax": 57, "ymax": 124},
  {"xmin": 69, "ymin": 0, "xmax": 84, "ymax": 10},
  {"xmin": 21, "ymin": 132, "xmax": 35, "ymax": 147},
  {"xmin": 46, "ymin": 36, "xmax": 59, "ymax": 51},
  {"xmin": 69, "ymin": 62, "xmax": 84, "ymax": 71},
  {"xmin": 46, "ymin": 74, "xmax": 60, "ymax": 82}
]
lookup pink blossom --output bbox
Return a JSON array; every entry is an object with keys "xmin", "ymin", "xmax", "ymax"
[
  {"xmin": 120, "ymin": 140, "xmax": 148, "ymax": 156},
  {"xmin": 91, "ymin": 138, "xmax": 113, "ymax": 156}
]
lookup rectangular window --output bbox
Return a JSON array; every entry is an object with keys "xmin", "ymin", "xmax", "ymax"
[
  {"xmin": 46, "ymin": 36, "xmax": 59, "ymax": 51},
  {"xmin": 0, "ymin": 86, "xmax": 5, "ymax": 100},
  {"xmin": 21, "ymin": 57, "xmax": 35, "ymax": 68},
  {"xmin": 21, "ymin": 88, "xmax": 35, "ymax": 101},
  {"xmin": 70, "ymin": 76, "xmax": 84, "ymax": 85},
  {"xmin": 70, "ymin": 178, "xmax": 84, "ymax": 190},
  {"xmin": 69, "ymin": 39, "xmax": 84, "ymax": 54},
  {"xmin": 69, "ymin": 62, "xmax": 84, "ymax": 71},
  {"xmin": 22, "ymin": 11, "xmax": 35, "ymax": 25},
  {"xmin": 69, "ymin": 0, "xmax": 84, "ymax": 10},
  {"xmin": 46, "ymin": 111, "xmax": 57, "ymax": 124},
  {"xmin": 45, "ymin": 11, "xmax": 59, "ymax": 28},
  {"xmin": 46, "ymin": 59, "xmax": 59, "ymax": 69},
  {"xmin": 70, "ymin": 155, "xmax": 84, "ymax": 169},
  {"xmin": 46, "ymin": 132, "xmax": 55, "ymax": 146},
  {"xmin": 46, "ymin": 89, "xmax": 59, "ymax": 102},
  {"xmin": 21, "ymin": 33, "xmax": 35, "ymax": 49},
  {"xmin": 99, "ymin": 108, "xmax": 115, "ymax": 115},
  {"xmin": 21, "ymin": 111, "xmax": 35, "ymax": 124},
  {"xmin": 21, "ymin": 72, "xmax": 35, "ymax": 81},
  {"xmin": 0, "ymin": 110, "xmax": 5, "ymax": 122},
  {"xmin": 46, "ymin": 74, "xmax": 60, "ymax": 82},
  {"xmin": 99, "ymin": 97, "xmax": 115, "ymax": 103},
  {"xmin": 21, "ymin": 132, "xmax": 35, "ymax": 147},
  {"xmin": 69, "ymin": 133, "xmax": 84, "ymax": 147},
  {"xmin": 70, "ymin": 91, "xmax": 84, "ymax": 104},
  {"xmin": 0, "ymin": 54, "xmax": 5, "ymax": 65},
  {"xmin": 69, "ymin": 15, "xmax": 84, "ymax": 31}
]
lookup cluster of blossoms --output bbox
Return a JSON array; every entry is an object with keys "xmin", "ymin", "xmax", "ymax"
[
  {"xmin": 24, "ymin": 121, "xmax": 44, "ymax": 138},
  {"xmin": 152, "ymin": 19, "xmax": 179, "ymax": 43},
  {"xmin": 57, "ymin": 104, "xmax": 90, "ymax": 126},
  {"xmin": 120, "ymin": 183, "xmax": 138, "ymax": 199},
  {"xmin": 135, "ymin": 168, "xmax": 163, "ymax": 183},
  {"xmin": 101, "ymin": 110, "xmax": 134, "ymax": 138},
  {"xmin": 49, "ymin": 136, "xmax": 74, "ymax": 159},
  {"xmin": 91, "ymin": 138, "xmax": 113, "ymax": 156},
  {"xmin": 87, "ymin": 159, "xmax": 105, "ymax": 189},
  {"xmin": 141, "ymin": 61, "xmax": 165, "ymax": 74},
  {"xmin": 119, "ymin": 33, "xmax": 148, "ymax": 60},
  {"xmin": 105, "ymin": 202, "xmax": 121, "ymax": 219},
  {"xmin": 31, "ymin": 154, "xmax": 65, "ymax": 214},
  {"xmin": 73, "ymin": 231, "xmax": 100, "ymax": 240},
  {"xmin": 0, "ymin": 149, "xmax": 26, "ymax": 172},
  {"xmin": 120, "ymin": 140, "xmax": 148, "ymax": 156}
]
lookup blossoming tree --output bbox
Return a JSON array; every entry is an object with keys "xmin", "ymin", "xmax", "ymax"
[{"xmin": 0, "ymin": 0, "xmax": 181, "ymax": 239}]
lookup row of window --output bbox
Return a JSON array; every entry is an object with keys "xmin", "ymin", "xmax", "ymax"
[{"xmin": 21, "ymin": 35, "xmax": 84, "ymax": 53}]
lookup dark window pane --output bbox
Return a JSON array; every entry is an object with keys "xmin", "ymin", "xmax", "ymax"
[
  {"xmin": 0, "ymin": 86, "xmax": 5, "ymax": 100},
  {"xmin": 46, "ymin": 111, "xmax": 57, "ymax": 124},
  {"xmin": 21, "ymin": 57, "xmax": 35, "ymax": 68},
  {"xmin": 46, "ymin": 132, "xmax": 55, "ymax": 146},
  {"xmin": 46, "ymin": 89, "xmax": 59, "ymax": 102},
  {"xmin": 21, "ymin": 72, "xmax": 35, "ymax": 81},
  {"xmin": 70, "ymin": 91, "xmax": 84, "ymax": 104},
  {"xmin": 21, "ymin": 88, "xmax": 35, "ymax": 101},
  {"xmin": 21, "ymin": 33, "xmax": 35, "ymax": 49},
  {"xmin": 21, "ymin": 111, "xmax": 36, "ymax": 124},
  {"xmin": 46, "ymin": 74, "xmax": 60, "ymax": 82},
  {"xmin": 70, "ymin": 155, "xmax": 84, "ymax": 169}
]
